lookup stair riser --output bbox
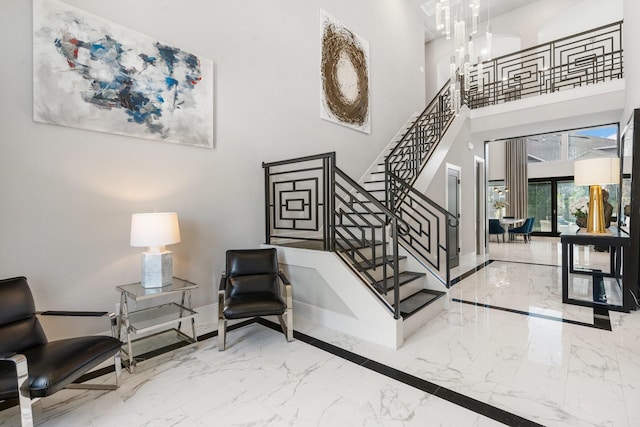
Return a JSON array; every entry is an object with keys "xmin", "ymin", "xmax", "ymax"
[
  {"xmin": 364, "ymin": 180, "xmax": 386, "ymax": 192},
  {"xmin": 356, "ymin": 191, "xmax": 386, "ymax": 203},
  {"xmin": 336, "ymin": 244, "xmax": 386, "ymax": 261},
  {"xmin": 363, "ymin": 264, "xmax": 405, "ymax": 282},
  {"xmin": 335, "ymin": 226, "xmax": 384, "ymax": 241},
  {"xmin": 343, "ymin": 203, "xmax": 384, "ymax": 215},
  {"xmin": 403, "ymin": 296, "xmax": 446, "ymax": 340},
  {"xmin": 381, "ymin": 277, "xmax": 424, "ymax": 304},
  {"xmin": 338, "ymin": 213, "xmax": 387, "ymax": 227}
]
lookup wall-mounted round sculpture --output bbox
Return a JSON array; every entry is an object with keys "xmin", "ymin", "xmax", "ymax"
[{"xmin": 320, "ymin": 10, "xmax": 370, "ymax": 134}]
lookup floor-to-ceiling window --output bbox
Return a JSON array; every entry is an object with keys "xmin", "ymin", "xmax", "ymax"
[{"xmin": 488, "ymin": 123, "xmax": 621, "ymax": 236}]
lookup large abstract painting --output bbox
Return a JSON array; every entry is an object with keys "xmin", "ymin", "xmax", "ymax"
[
  {"xmin": 33, "ymin": 0, "xmax": 214, "ymax": 148},
  {"xmin": 320, "ymin": 10, "xmax": 370, "ymax": 134}
]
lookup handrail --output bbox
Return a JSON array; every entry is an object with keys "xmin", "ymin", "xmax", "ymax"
[{"xmin": 262, "ymin": 152, "xmax": 336, "ymax": 168}]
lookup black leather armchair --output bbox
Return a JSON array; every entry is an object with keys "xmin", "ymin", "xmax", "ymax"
[
  {"xmin": 0, "ymin": 276, "xmax": 122, "ymax": 427},
  {"xmin": 218, "ymin": 249, "xmax": 293, "ymax": 350}
]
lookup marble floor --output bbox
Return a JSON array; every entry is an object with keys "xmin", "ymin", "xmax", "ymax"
[{"xmin": 2, "ymin": 237, "xmax": 640, "ymax": 426}]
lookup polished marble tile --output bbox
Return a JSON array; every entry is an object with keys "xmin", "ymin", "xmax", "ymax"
[{"xmin": 3, "ymin": 237, "xmax": 640, "ymax": 426}]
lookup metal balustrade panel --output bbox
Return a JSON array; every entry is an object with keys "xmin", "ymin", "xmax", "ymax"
[
  {"xmin": 263, "ymin": 154, "xmax": 332, "ymax": 248},
  {"xmin": 467, "ymin": 21, "xmax": 622, "ymax": 108}
]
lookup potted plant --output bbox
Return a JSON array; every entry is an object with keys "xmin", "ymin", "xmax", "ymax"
[
  {"xmin": 492, "ymin": 201, "xmax": 509, "ymax": 219},
  {"xmin": 573, "ymin": 206, "xmax": 587, "ymax": 228}
]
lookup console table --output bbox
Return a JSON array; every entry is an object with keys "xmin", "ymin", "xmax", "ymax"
[
  {"xmin": 116, "ymin": 277, "xmax": 198, "ymax": 373},
  {"xmin": 560, "ymin": 228, "xmax": 632, "ymax": 312}
]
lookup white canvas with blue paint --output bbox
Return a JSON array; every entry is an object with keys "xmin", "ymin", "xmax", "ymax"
[{"xmin": 33, "ymin": 0, "xmax": 214, "ymax": 148}]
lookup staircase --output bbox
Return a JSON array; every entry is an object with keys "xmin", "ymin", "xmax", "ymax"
[
  {"xmin": 356, "ymin": 148, "xmax": 447, "ymax": 321},
  {"xmin": 339, "ymin": 163, "xmax": 447, "ymax": 324},
  {"xmin": 262, "ymin": 21, "xmax": 624, "ymax": 347}
]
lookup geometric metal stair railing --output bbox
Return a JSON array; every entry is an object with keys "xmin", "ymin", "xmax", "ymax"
[
  {"xmin": 387, "ymin": 171, "xmax": 457, "ymax": 287},
  {"xmin": 383, "ymin": 77, "xmax": 458, "ymax": 286},
  {"xmin": 263, "ymin": 152, "xmax": 412, "ymax": 319}
]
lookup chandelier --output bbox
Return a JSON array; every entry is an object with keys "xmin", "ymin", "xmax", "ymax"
[{"xmin": 423, "ymin": 0, "xmax": 493, "ymax": 112}]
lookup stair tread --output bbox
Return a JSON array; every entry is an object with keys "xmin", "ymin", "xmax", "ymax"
[
  {"xmin": 373, "ymin": 271, "xmax": 424, "ymax": 291},
  {"xmin": 355, "ymin": 255, "xmax": 407, "ymax": 270},
  {"xmin": 400, "ymin": 289, "xmax": 446, "ymax": 319}
]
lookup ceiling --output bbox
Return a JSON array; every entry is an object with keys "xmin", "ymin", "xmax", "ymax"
[{"xmin": 411, "ymin": 0, "xmax": 536, "ymax": 41}]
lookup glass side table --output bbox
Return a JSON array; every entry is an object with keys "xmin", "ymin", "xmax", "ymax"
[{"xmin": 116, "ymin": 277, "xmax": 198, "ymax": 373}]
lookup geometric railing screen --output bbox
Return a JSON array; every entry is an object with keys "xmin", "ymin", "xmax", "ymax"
[
  {"xmin": 274, "ymin": 179, "xmax": 318, "ymax": 231},
  {"xmin": 264, "ymin": 154, "xmax": 330, "ymax": 249},
  {"xmin": 466, "ymin": 21, "xmax": 622, "ymax": 108}
]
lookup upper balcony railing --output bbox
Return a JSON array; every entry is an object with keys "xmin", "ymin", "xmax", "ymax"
[{"xmin": 465, "ymin": 21, "xmax": 623, "ymax": 109}]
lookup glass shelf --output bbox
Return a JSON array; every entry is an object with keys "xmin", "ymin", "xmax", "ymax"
[
  {"xmin": 117, "ymin": 277, "xmax": 198, "ymax": 373},
  {"xmin": 120, "ymin": 329, "xmax": 196, "ymax": 368},
  {"xmin": 116, "ymin": 277, "xmax": 197, "ymax": 301},
  {"xmin": 126, "ymin": 302, "xmax": 197, "ymax": 335}
]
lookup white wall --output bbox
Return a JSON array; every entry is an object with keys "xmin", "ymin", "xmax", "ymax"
[
  {"xmin": 538, "ymin": 0, "xmax": 623, "ymax": 43},
  {"xmin": 0, "ymin": 0, "xmax": 426, "ymax": 311}
]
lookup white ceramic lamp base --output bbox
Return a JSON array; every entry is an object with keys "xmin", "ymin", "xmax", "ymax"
[{"xmin": 141, "ymin": 251, "xmax": 173, "ymax": 288}]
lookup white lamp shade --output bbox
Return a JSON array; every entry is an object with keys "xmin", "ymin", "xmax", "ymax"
[
  {"xmin": 574, "ymin": 157, "xmax": 620, "ymax": 186},
  {"xmin": 130, "ymin": 212, "xmax": 181, "ymax": 248}
]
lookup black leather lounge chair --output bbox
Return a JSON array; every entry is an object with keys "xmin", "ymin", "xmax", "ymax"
[
  {"xmin": 0, "ymin": 276, "xmax": 122, "ymax": 427},
  {"xmin": 218, "ymin": 248, "xmax": 293, "ymax": 350}
]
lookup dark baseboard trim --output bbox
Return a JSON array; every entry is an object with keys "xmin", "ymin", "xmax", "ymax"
[
  {"xmin": 452, "ymin": 298, "xmax": 612, "ymax": 331},
  {"xmin": 256, "ymin": 318, "xmax": 542, "ymax": 426}
]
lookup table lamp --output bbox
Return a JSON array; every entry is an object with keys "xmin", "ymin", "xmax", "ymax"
[
  {"xmin": 574, "ymin": 157, "xmax": 619, "ymax": 234},
  {"xmin": 130, "ymin": 212, "xmax": 181, "ymax": 288}
]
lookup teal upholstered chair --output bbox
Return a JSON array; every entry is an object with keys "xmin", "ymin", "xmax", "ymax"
[{"xmin": 509, "ymin": 217, "xmax": 535, "ymax": 242}]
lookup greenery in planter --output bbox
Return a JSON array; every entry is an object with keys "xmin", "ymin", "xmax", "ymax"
[{"xmin": 573, "ymin": 206, "xmax": 587, "ymax": 227}]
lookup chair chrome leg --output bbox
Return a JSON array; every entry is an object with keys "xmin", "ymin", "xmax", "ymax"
[
  {"xmin": 2, "ymin": 353, "xmax": 33, "ymax": 427},
  {"xmin": 286, "ymin": 307, "xmax": 293, "ymax": 342},
  {"xmin": 218, "ymin": 285, "xmax": 226, "ymax": 351},
  {"xmin": 218, "ymin": 318, "xmax": 226, "ymax": 351},
  {"xmin": 114, "ymin": 352, "xmax": 121, "ymax": 385},
  {"xmin": 277, "ymin": 310, "xmax": 293, "ymax": 342}
]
